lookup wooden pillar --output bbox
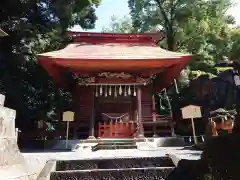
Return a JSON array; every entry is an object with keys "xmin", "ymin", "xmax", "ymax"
[
  {"xmin": 137, "ymin": 87, "xmax": 144, "ymax": 138},
  {"xmin": 73, "ymin": 89, "xmax": 79, "ymax": 139},
  {"xmin": 152, "ymin": 94, "xmax": 158, "ymax": 137},
  {"xmin": 88, "ymin": 86, "xmax": 96, "ymax": 139}
]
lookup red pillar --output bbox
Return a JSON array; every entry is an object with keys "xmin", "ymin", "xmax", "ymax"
[
  {"xmin": 88, "ymin": 86, "xmax": 96, "ymax": 139},
  {"xmin": 152, "ymin": 94, "xmax": 158, "ymax": 137},
  {"xmin": 137, "ymin": 87, "xmax": 144, "ymax": 138}
]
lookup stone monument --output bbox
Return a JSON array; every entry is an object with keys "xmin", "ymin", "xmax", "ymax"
[{"xmin": 0, "ymin": 94, "xmax": 34, "ymax": 180}]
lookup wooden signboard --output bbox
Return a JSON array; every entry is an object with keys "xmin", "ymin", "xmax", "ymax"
[
  {"xmin": 63, "ymin": 111, "xmax": 74, "ymax": 122},
  {"xmin": 63, "ymin": 111, "xmax": 74, "ymax": 148},
  {"xmin": 181, "ymin": 105, "xmax": 202, "ymax": 119},
  {"xmin": 181, "ymin": 105, "xmax": 202, "ymax": 144}
]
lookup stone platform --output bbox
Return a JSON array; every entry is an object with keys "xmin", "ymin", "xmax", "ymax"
[{"xmin": 51, "ymin": 167, "xmax": 174, "ymax": 180}]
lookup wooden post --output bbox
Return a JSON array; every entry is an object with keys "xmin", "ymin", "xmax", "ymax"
[
  {"xmin": 98, "ymin": 122, "xmax": 102, "ymax": 138},
  {"xmin": 88, "ymin": 87, "xmax": 95, "ymax": 139},
  {"xmin": 109, "ymin": 121, "xmax": 112, "ymax": 137},
  {"xmin": 137, "ymin": 87, "xmax": 144, "ymax": 138},
  {"xmin": 152, "ymin": 94, "xmax": 158, "ymax": 137},
  {"xmin": 63, "ymin": 111, "xmax": 74, "ymax": 149},
  {"xmin": 66, "ymin": 121, "xmax": 70, "ymax": 148},
  {"xmin": 191, "ymin": 118, "xmax": 198, "ymax": 144}
]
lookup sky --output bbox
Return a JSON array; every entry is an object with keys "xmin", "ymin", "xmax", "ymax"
[{"xmin": 71, "ymin": 0, "xmax": 240, "ymax": 32}]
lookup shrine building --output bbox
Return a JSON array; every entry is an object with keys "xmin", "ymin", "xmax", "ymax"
[{"xmin": 37, "ymin": 31, "xmax": 191, "ymax": 139}]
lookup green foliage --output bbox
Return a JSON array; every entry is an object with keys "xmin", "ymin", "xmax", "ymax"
[
  {"xmin": 190, "ymin": 70, "xmax": 217, "ymax": 79},
  {"xmin": 102, "ymin": 15, "xmax": 135, "ymax": 33},
  {"xmin": 0, "ymin": 0, "xmax": 100, "ymax": 128},
  {"xmin": 128, "ymin": 0, "xmax": 235, "ymax": 63},
  {"xmin": 103, "ymin": 0, "xmax": 240, "ymax": 84},
  {"xmin": 229, "ymin": 28, "xmax": 240, "ymax": 61}
]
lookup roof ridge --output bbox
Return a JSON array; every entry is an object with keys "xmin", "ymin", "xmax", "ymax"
[{"xmin": 65, "ymin": 31, "xmax": 165, "ymax": 45}]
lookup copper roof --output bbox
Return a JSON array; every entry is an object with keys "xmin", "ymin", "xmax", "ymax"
[
  {"xmin": 38, "ymin": 43, "xmax": 189, "ymax": 60},
  {"xmin": 37, "ymin": 32, "xmax": 191, "ymax": 90}
]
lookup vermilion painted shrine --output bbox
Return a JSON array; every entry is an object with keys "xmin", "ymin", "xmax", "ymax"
[{"xmin": 37, "ymin": 31, "xmax": 191, "ymax": 139}]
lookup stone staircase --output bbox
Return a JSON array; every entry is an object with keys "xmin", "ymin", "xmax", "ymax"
[{"xmin": 50, "ymin": 157, "xmax": 175, "ymax": 180}]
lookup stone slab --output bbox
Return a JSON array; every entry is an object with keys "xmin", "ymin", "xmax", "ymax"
[
  {"xmin": 50, "ymin": 167, "xmax": 174, "ymax": 180},
  {"xmin": 56, "ymin": 157, "xmax": 174, "ymax": 171}
]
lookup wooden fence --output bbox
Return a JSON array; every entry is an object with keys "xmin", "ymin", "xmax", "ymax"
[{"xmin": 98, "ymin": 121, "xmax": 137, "ymax": 138}]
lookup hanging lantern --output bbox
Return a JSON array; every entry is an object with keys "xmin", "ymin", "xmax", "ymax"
[
  {"xmin": 100, "ymin": 85, "xmax": 103, "ymax": 95},
  {"xmin": 128, "ymin": 85, "xmax": 131, "ymax": 95},
  {"xmin": 119, "ymin": 85, "xmax": 123, "ymax": 95},
  {"xmin": 133, "ymin": 85, "xmax": 136, "ymax": 96},
  {"xmin": 109, "ymin": 85, "xmax": 112, "ymax": 96},
  {"xmin": 201, "ymin": 136, "xmax": 204, "ymax": 142}
]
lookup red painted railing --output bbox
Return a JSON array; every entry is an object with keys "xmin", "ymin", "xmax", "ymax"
[
  {"xmin": 211, "ymin": 119, "xmax": 233, "ymax": 136},
  {"xmin": 98, "ymin": 121, "xmax": 137, "ymax": 138}
]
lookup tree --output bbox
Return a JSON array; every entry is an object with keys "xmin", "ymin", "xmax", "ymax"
[
  {"xmin": 102, "ymin": 15, "xmax": 135, "ymax": 33},
  {"xmin": 0, "ymin": 0, "xmax": 100, "ymax": 129},
  {"xmin": 128, "ymin": 0, "xmax": 235, "ymax": 69},
  {"xmin": 229, "ymin": 28, "xmax": 240, "ymax": 61}
]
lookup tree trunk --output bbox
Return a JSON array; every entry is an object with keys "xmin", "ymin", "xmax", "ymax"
[{"xmin": 167, "ymin": 29, "xmax": 175, "ymax": 51}]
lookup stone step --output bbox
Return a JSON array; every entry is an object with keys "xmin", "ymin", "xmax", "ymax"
[
  {"xmin": 56, "ymin": 157, "xmax": 174, "ymax": 171},
  {"xmin": 92, "ymin": 144, "xmax": 137, "ymax": 151},
  {"xmin": 50, "ymin": 167, "xmax": 174, "ymax": 180},
  {"xmin": 97, "ymin": 138, "xmax": 136, "ymax": 143},
  {"xmin": 96, "ymin": 141, "xmax": 135, "ymax": 145}
]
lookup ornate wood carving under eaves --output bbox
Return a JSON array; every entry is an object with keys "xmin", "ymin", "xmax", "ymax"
[
  {"xmin": 73, "ymin": 72, "xmax": 156, "ymax": 85},
  {"xmin": 98, "ymin": 72, "xmax": 132, "ymax": 79},
  {"xmin": 73, "ymin": 74, "xmax": 95, "ymax": 85}
]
